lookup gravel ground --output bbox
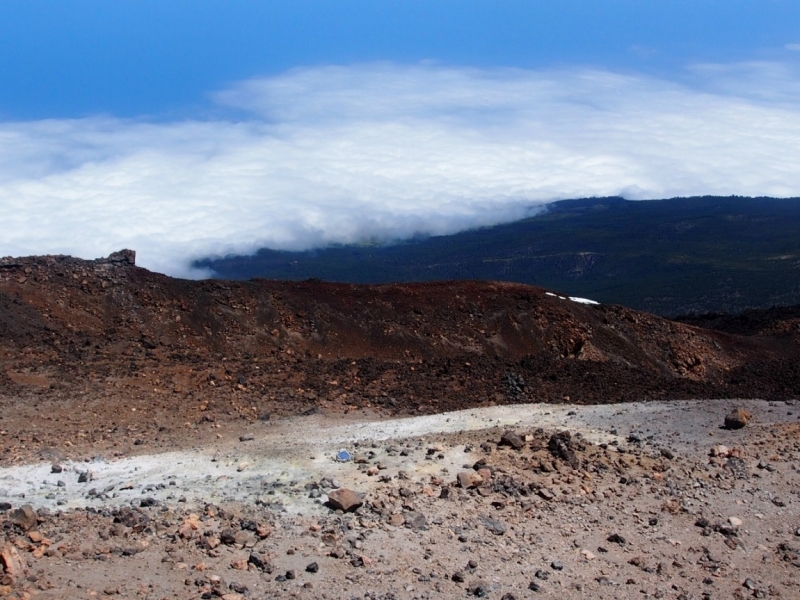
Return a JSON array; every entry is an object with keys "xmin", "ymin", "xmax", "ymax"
[{"xmin": 1, "ymin": 398, "xmax": 798, "ymax": 600}]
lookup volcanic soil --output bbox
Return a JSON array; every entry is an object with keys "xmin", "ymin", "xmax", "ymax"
[{"xmin": 0, "ymin": 251, "xmax": 798, "ymax": 599}]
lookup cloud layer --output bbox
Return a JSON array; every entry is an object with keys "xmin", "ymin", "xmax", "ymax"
[{"xmin": 2, "ymin": 63, "xmax": 800, "ymax": 277}]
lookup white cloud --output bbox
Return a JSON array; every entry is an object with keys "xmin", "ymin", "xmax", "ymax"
[
  {"xmin": 1, "ymin": 63, "xmax": 800, "ymax": 278},
  {"xmin": 786, "ymin": 43, "xmax": 800, "ymax": 51}
]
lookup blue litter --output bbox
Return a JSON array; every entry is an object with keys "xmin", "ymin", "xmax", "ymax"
[{"xmin": 335, "ymin": 449, "xmax": 352, "ymax": 462}]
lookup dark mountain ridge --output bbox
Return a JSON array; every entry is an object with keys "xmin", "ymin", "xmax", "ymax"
[{"xmin": 198, "ymin": 195, "xmax": 800, "ymax": 317}]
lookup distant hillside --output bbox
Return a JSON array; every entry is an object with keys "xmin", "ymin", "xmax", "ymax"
[{"xmin": 198, "ymin": 196, "xmax": 800, "ymax": 317}]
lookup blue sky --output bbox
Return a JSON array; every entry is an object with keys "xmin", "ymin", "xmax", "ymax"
[
  {"xmin": 1, "ymin": 1, "xmax": 800, "ymax": 276},
  {"xmin": 2, "ymin": 1, "xmax": 799, "ymax": 119}
]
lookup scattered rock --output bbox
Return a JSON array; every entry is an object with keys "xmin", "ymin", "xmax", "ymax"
[
  {"xmin": 326, "ymin": 488, "xmax": 365, "ymax": 512},
  {"xmin": 724, "ymin": 408, "xmax": 751, "ymax": 430},
  {"xmin": 0, "ymin": 544, "xmax": 25, "ymax": 582},
  {"xmin": 404, "ymin": 512, "xmax": 428, "ymax": 530},
  {"xmin": 498, "ymin": 430, "xmax": 525, "ymax": 450},
  {"xmin": 9, "ymin": 505, "xmax": 37, "ymax": 532},
  {"xmin": 607, "ymin": 533, "xmax": 627, "ymax": 545},
  {"xmin": 458, "ymin": 471, "xmax": 484, "ymax": 488},
  {"xmin": 538, "ymin": 489, "xmax": 556, "ymax": 501},
  {"xmin": 547, "ymin": 431, "xmax": 580, "ymax": 469},
  {"xmin": 479, "ymin": 515, "xmax": 507, "ymax": 535}
]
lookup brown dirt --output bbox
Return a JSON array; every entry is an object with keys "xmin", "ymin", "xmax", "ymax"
[
  {"xmin": 1, "ymin": 252, "xmax": 799, "ymax": 465},
  {"xmin": 1, "ymin": 252, "xmax": 800, "ymax": 599}
]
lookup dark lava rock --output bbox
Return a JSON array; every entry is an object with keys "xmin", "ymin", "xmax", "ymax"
[
  {"xmin": 248, "ymin": 552, "xmax": 273, "ymax": 572},
  {"xmin": 479, "ymin": 515, "xmax": 507, "ymax": 536},
  {"xmin": 469, "ymin": 581, "xmax": 489, "ymax": 597},
  {"xmin": 547, "ymin": 431, "xmax": 580, "ymax": 469},
  {"xmin": 305, "ymin": 562, "xmax": 319, "ymax": 573},
  {"xmin": 220, "ymin": 529, "xmax": 237, "ymax": 545},
  {"xmin": 404, "ymin": 511, "xmax": 428, "ymax": 530},
  {"xmin": 498, "ymin": 430, "xmax": 525, "ymax": 450},
  {"xmin": 607, "ymin": 533, "xmax": 627, "ymax": 545},
  {"xmin": 724, "ymin": 408, "xmax": 751, "ymax": 430}
]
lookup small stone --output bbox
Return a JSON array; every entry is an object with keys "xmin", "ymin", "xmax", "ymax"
[
  {"xmin": 535, "ymin": 569, "xmax": 549, "ymax": 580},
  {"xmin": 285, "ymin": 569, "xmax": 297, "ymax": 580},
  {"xmin": 0, "ymin": 544, "xmax": 25, "ymax": 581},
  {"xmin": 78, "ymin": 471, "xmax": 92, "ymax": 483},
  {"xmin": 220, "ymin": 529, "xmax": 237, "ymax": 545},
  {"xmin": 305, "ymin": 562, "xmax": 319, "ymax": 573},
  {"xmin": 405, "ymin": 512, "xmax": 428, "ymax": 530},
  {"xmin": 326, "ymin": 488, "xmax": 365, "ymax": 512},
  {"xmin": 457, "ymin": 471, "xmax": 484, "ymax": 488},
  {"xmin": 528, "ymin": 581, "xmax": 541, "ymax": 592},
  {"xmin": 229, "ymin": 582, "xmax": 248, "ymax": 594},
  {"xmin": 247, "ymin": 552, "xmax": 271, "ymax": 572},
  {"xmin": 710, "ymin": 444, "xmax": 730, "ymax": 457},
  {"xmin": 479, "ymin": 515, "xmax": 507, "ymax": 535},
  {"xmin": 9, "ymin": 505, "xmax": 37, "ymax": 532},
  {"xmin": 724, "ymin": 408, "xmax": 751, "ymax": 430},
  {"xmin": 499, "ymin": 431, "xmax": 525, "ymax": 450},
  {"xmin": 728, "ymin": 517, "xmax": 743, "ymax": 528},
  {"xmin": 607, "ymin": 533, "xmax": 626, "ymax": 545},
  {"xmin": 452, "ymin": 571, "xmax": 466, "ymax": 583},
  {"xmin": 550, "ymin": 560, "xmax": 563, "ymax": 571},
  {"xmin": 239, "ymin": 433, "xmax": 255, "ymax": 442},
  {"xmin": 580, "ymin": 549, "xmax": 595, "ymax": 560},
  {"xmin": 50, "ymin": 463, "xmax": 63, "ymax": 474},
  {"xmin": 388, "ymin": 513, "xmax": 405, "ymax": 527},
  {"xmin": 538, "ymin": 489, "xmax": 556, "ymax": 501},
  {"xmin": 233, "ymin": 531, "xmax": 252, "ymax": 547},
  {"xmin": 469, "ymin": 581, "xmax": 489, "ymax": 597}
]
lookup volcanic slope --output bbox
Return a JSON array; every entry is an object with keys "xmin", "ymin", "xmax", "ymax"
[{"xmin": 0, "ymin": 251, "xmax": 798, "ymax": 463}]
